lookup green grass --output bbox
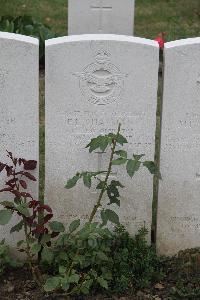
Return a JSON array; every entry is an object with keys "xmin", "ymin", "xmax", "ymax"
[{"xmin": 1, "ymin": 0, "xmax": 200, "ymax": 39}]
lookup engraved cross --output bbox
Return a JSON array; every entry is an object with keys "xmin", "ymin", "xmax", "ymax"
[{"xmin": 90, "ymin": 0, "xmax": 112, "ymax": 32}]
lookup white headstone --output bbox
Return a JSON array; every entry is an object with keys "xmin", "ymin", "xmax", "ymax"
[
  {"xmin": 46, "ymin": 35, "xmax": 159, "ymax": 240},
  {"xmin": 157, "ymin": 38, "xmax": 200, "ymax": 255},
  {"xmin": 68, "ymin": 0, "xmax": 135, "ymax": 35},
  {"xmin": 0, "ymin": 32, "xmax": 39, "ymax": 247}
]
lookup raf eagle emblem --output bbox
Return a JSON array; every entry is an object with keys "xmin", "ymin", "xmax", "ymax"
[{"xmin": 74, "ymin": 49, "xmax": 127, "ymax": 105}]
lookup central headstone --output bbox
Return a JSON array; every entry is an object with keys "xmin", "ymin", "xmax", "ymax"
[
  {"xmin": 45, "ymin": 35, "xmax": 159, "ymax": 240},
  {"xmin": 68, "ymin": 0, "xmax": 135, "ymax": 35}
]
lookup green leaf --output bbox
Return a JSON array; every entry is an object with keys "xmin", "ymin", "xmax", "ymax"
[
  {"xmin": 31, "ymin": 243, "xmax": 41, "ymax": 254},
  {"xmin": 44, "ymin": 276, "xmax": 60, "ymax": 292},
  {"xmin": 49, "ymin": 221, "xmax": 65, "ymax": 232},
  {"xmin": 68, "ymin": 273, "xmax": 80, "ymax": 283},
  {"xmin": 110, "ymin": 180, "xmax": 124, "ymax": 188},
  {"xmin": 99, "ymin": 137, "xmax": 109, "ymax": 152},
  {"xmin": 83, "ymin": 173, "xmax": 92, "ymax": 188},
  {"xmin": 115, "ymin": 150, "xmax": 127, "ymax": 158},
  {"xmin": 96, "ymin": 251, "xmax": 109, "ymax": 261},
  {"xmin": 86, "ymin": 136, "xmax": 102, "ymax": 153},
  {"xmin": 105, "ymin": 209, "xmax": 119, "ymax": 225},
  {"xmin": 112, "ymin": 157, "xmax": 127, "ymax": 165},
  {"xmin": 81, "ymin": 279, "xmax": 93, "ymax": 294},
  {"xmin": 17, "ymin": 240, "xmax": 25, "ymax": 248},
  {"xmin": 41, "ymin": 247, "xmax": 54, "ymax": 263},
  {"xmin": 143, "ymin": 161, "xmax": 157, "ymax": 175},
  {"xmin": 59, "ymin": 265, "xmax": 66, "ymax": 274},
  {"xmin": 10, "ymin": 220, "xmax": 23, "ymax": 233},
  {"xmin": 100, "ymin": 210, "xmax": 108, "ymax": 227},
  {"xmin": 108, "ymin": 196, "xmax": 120, "ymax": 207},
  {"xmin": 16, "ymin": 203, "xmax": 30, "ymax": 217},
  {"xmin": 0, "ymin": 201, "xmax": 14, "ymax": 208},
  {"xmin": 65, "ymin": 175, "xmax": 80, "ymax": 189},
  {"xmin": 116, "ymin": 134, "xmax": 128, "ymax": 145},
  {"xmin": 60, "ymin": 277, "xmax": 70, "ymax": 291},
  {"xmin": 69, "ymin": 219, "xmax": 80, "ymax": 233},
  {"xmin": 40, "ymin": 234, "xmax": 51, "ymax": 244},
  {"xmin": 126, "ymin": 159, "xmax": 141, "ymax": 178},
  {"xmin": 96, "ymin": 181, "xmax": 105, "ymax": 190},
  {"xmin": 0, "ymin": 210, "xmax": 12, "ymax": 225},
  {"xmin": 97, "ymin": 276, "xmax": 108, "ymax": 289},
  {"xmin": 133, "ymin": 154, "xmax": 145, "ymax": 160}
]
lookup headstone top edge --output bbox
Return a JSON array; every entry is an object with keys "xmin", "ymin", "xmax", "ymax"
[
  {"xmin": 0, "ymin": 31, "xmax": 39, "ymax": 45},
  {"xmin": 45, "ymin": 34, "xmax": 159, "ymax": 48},
  {"xmin": 165, "ymin": 37, "xmax": 200, "ymax": 49}
]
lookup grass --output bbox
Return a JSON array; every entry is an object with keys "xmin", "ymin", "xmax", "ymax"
[
  {"xmin": 1, "ymin": 0, "xmax": 200, "ymax": 230},
  {"xmin": 0, "ymin": 0, "xmax": 200, "ymax": 39}
]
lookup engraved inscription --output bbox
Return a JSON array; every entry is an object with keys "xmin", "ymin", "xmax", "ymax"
[
  {"xmin": 90, "ymin": 0, "xmax": 112, "ymax": 32},
  {"xmin": 74, "ymin": 48, "xmax": 127, "ymax": 105},
  {"xmin": 169, "ymin": 216, "xmax": 200, "ymax": 230}
]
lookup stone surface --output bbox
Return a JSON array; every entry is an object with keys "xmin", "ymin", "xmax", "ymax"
[
  {"xmin": 45, "ymin": 35, "xmax": 159, "ymax": 240},
  {"xmin": 157, "ymin": 38, "xmax": 200, "ymax": 255},
  {"xmin": 68, "ymin": 0, "xmax": 135, "ymax": 35},
  {"xmin": 0, "ymin": 32, "xmax": 39, "ymax": 246}
]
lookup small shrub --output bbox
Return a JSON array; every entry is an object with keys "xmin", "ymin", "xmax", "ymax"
[
  {"xmin": 110, "ymin": 225, "xmax": 163, "ymax": 294},
  {"xmin": 0, "ymin": 239, "xmax": 22, "ymax": 275},
  {"xmin": 0, "ymin": 15, "xmax": 56, "ymax": 66}
]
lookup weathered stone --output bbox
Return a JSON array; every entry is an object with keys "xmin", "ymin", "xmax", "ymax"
[
  {"xmin": 68, "ymin": 0, "xmax": 135, "ymax": 35},
  {"xmin": 45, "ymin": 35, "xmax": 159, "ymax": 241},
  {"xmin": 157, "ymin": 38, "xmax": 200, "ymax": 255},
  {"xmin": 0, "ymin": 32, "xmax": 39, "ymax": 246}
]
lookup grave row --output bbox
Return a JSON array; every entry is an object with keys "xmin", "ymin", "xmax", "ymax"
[{"xmin": 0, "ymin": 32, "xmax": 200, "ymax": 256}]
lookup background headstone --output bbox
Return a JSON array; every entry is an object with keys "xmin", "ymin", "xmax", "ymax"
[
  {"xmin": 0, "ymin": 32, "xmax": 39, "ymax": 247},
  {"xmin": 45, "ymin": 35, "xmax": 159, "ymax": 240},
  {"xmin": 68, "ymin": 0, "xmax": 135, "ymax": 35},
  {"xmin": 157, "ymin": 38, "xmax": 200, "ymax": 255}
]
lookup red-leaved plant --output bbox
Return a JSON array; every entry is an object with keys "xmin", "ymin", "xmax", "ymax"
[{"xmin": 0, "ymin": 151, "xmax": 58, "ymax": 285}]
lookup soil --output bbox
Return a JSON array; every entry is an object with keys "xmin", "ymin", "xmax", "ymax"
[{"xmin": 0, "ymin": 250, "xmax": 200, "ymax": 300}]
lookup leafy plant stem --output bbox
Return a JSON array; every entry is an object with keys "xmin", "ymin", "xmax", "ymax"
[
  {"xmin": 23, "ymin": 218, "xmax": 43, "ymax": 287},
  {"xmin": 89, "ymin": 123, "xmax": 121, "ymax": 223}
]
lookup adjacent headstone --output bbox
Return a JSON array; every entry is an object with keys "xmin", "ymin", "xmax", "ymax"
[
  {"xmin": 157, "ymin": 38, "xmax": 200, "ymax": 255},
  {"xmin": 68, "ymin": 0, "xmax": 135, "ymax": 35},
  {"xmin": 45, "ymin": 35, "xmax": 159, "ymax": 240},
  {"xmin": 0, "ymin": 32, "xmax": 39, "ymax": 247}
]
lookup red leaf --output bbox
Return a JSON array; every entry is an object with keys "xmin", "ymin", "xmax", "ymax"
[
  {"xmin": 6, "ymin": 178, "xmax": 18, "ymax": 187},
  {"xmin": 19, "ymin": 180, "xmax": 27, "ymax": 189},
  {"xmin": 6, "ymin": 151, "xmax": 13, "ymax": 159},
  {"xmin": 37, "ymin": 205, "xmax": 52, "ymax": 213},
  {"xmin": 29, "ymin": 200, "xmax": 40, "ymax": 208},
  {"xmin": 26, "ymin": 217, "xmax": 34, "ymax": 225},
  {"xmin": 0, "ymin": 163, "xmax": 5, "ymax": 172},
  {"xmin": 23, "ymin": 172, "xmax": 36, "ymax": 182},
  {"xmin": 5, "ymin": 165, "xmax": 13, "ymax": 176},
  {"xmin": 0, "ymin": 187, "xmax": 13, "ymax": 192},
  {"xmin": 23, "ymin": 160, "xmax": 37, "ymax": 171},
  {"xmin": 51, "ymin": 231, "xmax": 59, "ymax": 238},
  {"xmin": 32, "ymin": 225, "xmax": 45, "ymax": 234},
  {"xmin": 20, "ymin": 192, "xmax": 32, "ymax": 199},
  {"xmin": 11, "ymin": 190, "xmax": 21, "ymax": 199},
  {"xmin": 43, "ymin": 214, "xmax": 53, "ymax": 224}
]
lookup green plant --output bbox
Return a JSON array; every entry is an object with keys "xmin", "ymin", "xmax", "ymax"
[
  {"xmin": 0, "ymin": 151, "xmax": 57, "ymax": 286},
  {"xmin": 110, "ymin": 225, "xmax": 163, "ymax": 294},
  {"xmin": 0, "ymin": 239, "xmax": 22, "ymax": 276},
  {"xmin": 42, "ymin": 123, "xmax": 159, "ymax": 295},
  {"xmin": 0, "ymin": 15, "xmax": 56, "ymax": 65}
]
